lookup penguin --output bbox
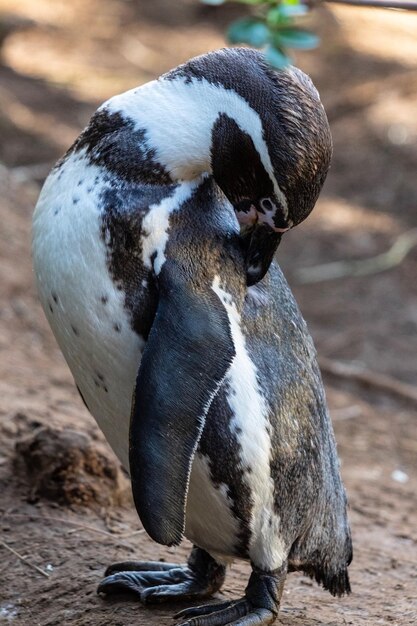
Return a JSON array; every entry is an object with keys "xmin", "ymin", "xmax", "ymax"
[{"xmin": 32, "ymin": 48, "xmax": 352, "ymax": 625}]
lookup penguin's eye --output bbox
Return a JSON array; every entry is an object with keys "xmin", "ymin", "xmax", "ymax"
[
  {"xmin": 258, "ymin": 197, "xmax": 290, "ymax": 232},
  {"xmin": 259, "ymin": 198, "xmax": 274, "ymax": 213}
]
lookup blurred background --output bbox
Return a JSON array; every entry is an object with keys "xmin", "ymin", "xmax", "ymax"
[{"xmin": 0, "ymin": 1, "xmax": 416, "ymax": 624}]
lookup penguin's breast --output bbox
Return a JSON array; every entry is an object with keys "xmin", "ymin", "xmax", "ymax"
[{"xmin": 32, "ymin": 152, "xmax": 156, "ymax": 469}]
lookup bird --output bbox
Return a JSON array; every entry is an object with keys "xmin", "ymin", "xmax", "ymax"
[{"xmin": 32, "ymin": 47, "xmax": 352, "ymax": 626}]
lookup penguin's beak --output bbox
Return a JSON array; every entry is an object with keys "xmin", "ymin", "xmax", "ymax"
[{"xmin": 241, "ymin": 224, "xmax": 283, "ymax": 286}]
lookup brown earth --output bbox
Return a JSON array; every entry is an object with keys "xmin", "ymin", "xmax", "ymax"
[{"xmin": 0, "ymin": 1, "xmax": 416, "ymax": 625}]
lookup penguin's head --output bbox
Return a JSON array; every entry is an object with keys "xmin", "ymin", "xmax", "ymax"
[{"xmin": 168, "ymin": 48, "xmax": 332, "ymax": 285}]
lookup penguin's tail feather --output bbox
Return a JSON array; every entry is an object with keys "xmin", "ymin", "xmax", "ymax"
[
  {"xmin": 289, "ymin": 529, "xmax": 352, "ymax": 597},
  {"xmin": 311, "ymin": 565, "xmax": 351, "ymax": 597},
  {"xmin": 289, "ymin": 559, "xmax": 351, "ymax": 597}
]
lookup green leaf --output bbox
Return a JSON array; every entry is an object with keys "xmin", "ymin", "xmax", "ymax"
[
  {"xmin": 227, "ymin": 18, "xmax": 270, "ymax": 48},
  {"xmin": 264, "ymin": 44, "xmax": 292, "ymax": 69},
  {"xmin": 276, "ymin": 28, "xmax": 319, "ymax": 50},
  {"xmin": 267, "ymin": 2, "xmax": 309, "ymax": 28},
  {"xmin": 202, "ymin": 0, "xmax": 264, "ymax": 4},
  {"xmin": 280, "ymin": 4, "xmax": 309, "ymax": 17},
  {"xmin": 266, "ymin": 7, "xmax": 289, "ymax": 27}
]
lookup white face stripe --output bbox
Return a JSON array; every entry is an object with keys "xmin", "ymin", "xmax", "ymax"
[
  {"xmin": 212, "ymin": 276, "xmax": 287, "ymax": 571},
  {"xmin": 102, "ymin": 76, "xmax": 288, "ymax": 216}
]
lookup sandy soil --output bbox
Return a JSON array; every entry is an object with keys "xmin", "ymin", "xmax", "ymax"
[{"xmin": 0, "ymin": 2, "xmax": 416, "ymax": 624}]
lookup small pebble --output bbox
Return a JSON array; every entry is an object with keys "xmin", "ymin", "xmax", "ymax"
[{"xmin": 391, "ymin": 469, "xmax": 409, "ymax": 484}]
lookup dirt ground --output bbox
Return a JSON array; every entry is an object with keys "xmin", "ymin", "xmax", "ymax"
[{"xmin": 0, "ymin": 1, "xmax": 416, "ymax": 624}]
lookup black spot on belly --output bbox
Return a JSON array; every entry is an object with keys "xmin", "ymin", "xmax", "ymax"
[
  {"xmin": 52, "ymin": 292, "xmax": 58, "ymax": 304},
  {"xmin": 77, "ymin": 179, "xmax": 84, "ymax": 187},
  {"xmin": 73, "ymin": 197, "xmax": 79, "ymax": 205},
  {"xmin": 113, "ymin": 322, "xmax": 121, "ymax": 332},
  {"xmin": 93, "ymin": 372, "xmax": 108, "ymax": 393},
  {"xmin": 54, "ymin": 208, "xmax": 60, "ymax": 216},
  {"xmin": 49, "ymin": 303, "xmax": 54, "ymax": 313},
  {"xmin": 71, "ymin": 324, "xmax": 79, "ymax": 336},
  {"xmin": 100, "ymin": 295, "xmax": 108, "ymax": 305}
]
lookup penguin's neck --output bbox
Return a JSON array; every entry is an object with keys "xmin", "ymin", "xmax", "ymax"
[{"xmin": 101, "ymin": 75, "xmax": 273, "ymax": 185}]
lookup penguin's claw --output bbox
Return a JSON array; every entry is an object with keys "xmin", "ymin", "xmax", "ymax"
[
  {"xmin": 175, "ymin": 600, "xmax": 275, "ymax": 626},
  {"xmin": 140, "ymin": 581, "xmax": 212, "ymax": 605},
  {"xmin": 174, "ymin": 599, "xmax": 246, "ymax": 619},
  {"xmin": 97, "ymin": 571, "xmax": 145, "ymax": 597}
]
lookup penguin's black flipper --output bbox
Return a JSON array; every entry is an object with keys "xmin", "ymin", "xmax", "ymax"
[{"xmin": 129, "ymin": 260, "xmax": 235, "ymax": 547}]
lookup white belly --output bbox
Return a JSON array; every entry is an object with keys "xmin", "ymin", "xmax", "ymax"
[
  {"xmin": 32, "ymin": 153, "xmax": 143, "ymax": 469},
  {"xmin": 185, "ymin": 453, "xmax": 240, "ymax": 563}
]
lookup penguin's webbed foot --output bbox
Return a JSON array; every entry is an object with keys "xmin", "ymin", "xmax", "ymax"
[
  {"xmin": 97, "ymin": 546, "xmax": 225, "ymax": 605},
  {"xmin": 175, "ymin": 599, "xmax": 274, "ymax": 625},
  {"xmin": 174, "ymin": 562, "xmax": 287, "ymax": 626}
]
